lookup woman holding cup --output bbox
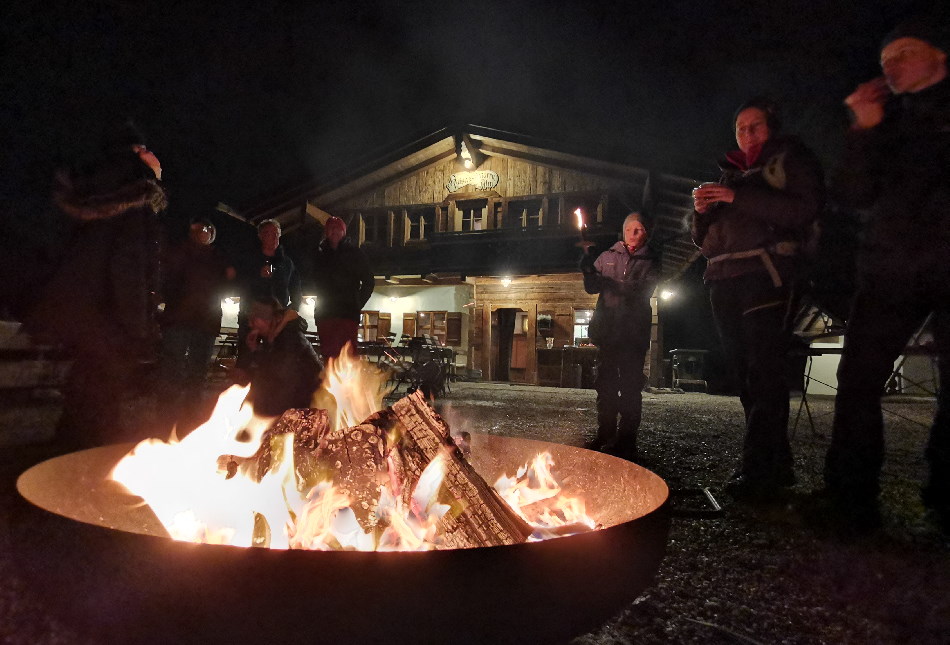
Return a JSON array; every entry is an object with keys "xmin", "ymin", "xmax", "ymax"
[{"xmin": 691, "ymin": 97, "xmax": 824, "ymax": 500}]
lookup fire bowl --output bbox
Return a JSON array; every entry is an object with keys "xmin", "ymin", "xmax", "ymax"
[{"xmin": 16, "ymin": 434, "xmax": 670, "ymax": 645}]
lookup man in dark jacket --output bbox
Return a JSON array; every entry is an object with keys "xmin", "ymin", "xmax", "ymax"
[
  {"xmin": 820, "ymin": 20, "xmax": 950, "ymax": 528},
  {"xmin": 582, "ymin": 212, "xmax": 660, "ymax": 461},
  {"xmin": 158, "ymin": 218, "xmax": 235, "ymax": 432},
  {"xmin": 29, "ymin": 121, "xmax": 167, "ymax": 448},
  {"xmin": 692, "ymin": 98, "xmax": 824, "ymax": 499},
  {"xmin": 244, "ymin": 297, "xmax": 322, "ymax": 417},
  {"xmin": 312, "ymin": 216, "xmax": 374, "ymax": 360},
  {"xmin": 235, "ymin": 219, "xmax": 301, "ymax": 377}
]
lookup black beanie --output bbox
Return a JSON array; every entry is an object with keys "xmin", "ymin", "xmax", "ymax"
[{"xmin": 881, "ymin": 18, "xmax": 948, "ymax": 54}]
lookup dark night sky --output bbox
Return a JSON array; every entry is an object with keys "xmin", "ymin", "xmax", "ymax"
[{"xmin": 0, "ymin": 0, "xmax": 934, "ymax": 318}]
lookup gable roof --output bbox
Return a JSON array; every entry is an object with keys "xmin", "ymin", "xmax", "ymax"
[{"xmin": 241, "ymin": 124, "xmax": 703, "ymax": 279}]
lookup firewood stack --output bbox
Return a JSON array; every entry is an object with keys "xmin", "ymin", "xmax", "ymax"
[{"xmin": 223, "ymin": 389, "xmax": 533, "ymax": 549}]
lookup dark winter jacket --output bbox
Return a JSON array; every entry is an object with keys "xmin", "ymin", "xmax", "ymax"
[
  {"xmin": 28, "ymin": 154, "xmax": 167, "ymax": 355},
  {"xmin": 247, "ymin": 311, "xmax": 322, "ymax": 417},
  {"xmin": 239, "ymin": 245, "xmax": 302, "ymax": 315},
  {"xmin": 692, "ymin": 135, "xmax": 824, "ymax": 285},
  {"xmin": 312, "ymin": 237, "xmax": 374, "ymax": 322},
  {"xmin": 161, "ymin": 239, "xmax": 233, "ymax": 335},
  {"xmin": 583, "ymin": 241, "xmax": 660, "ymax": 348},
  {"xmin": 833, "ymin": 78, "xmax": 950, "ymax": 282}
]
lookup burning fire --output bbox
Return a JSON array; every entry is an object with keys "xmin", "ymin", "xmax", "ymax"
[
  {"xmin": 574, "ymin": 207, "xmax": 584, "ymax": 230},
  {"xmin": 112, "ymin": 352, "xmax": 595, "ymax": 551},
  {"xmin": 494, "ymin": 452, "xmax": 596, "ymax": 540}
]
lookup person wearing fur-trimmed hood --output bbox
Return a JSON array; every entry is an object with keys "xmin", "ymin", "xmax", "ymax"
[{"xmin": 28, "ymin": 120, "xmax": 167, "ymax": 448}]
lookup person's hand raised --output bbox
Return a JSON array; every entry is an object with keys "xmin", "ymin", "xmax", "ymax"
[{"xmin": 845, "ymin": 77, "xmax": 890, "ymax": 130}]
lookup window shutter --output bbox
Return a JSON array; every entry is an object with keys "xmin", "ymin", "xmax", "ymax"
[{"xmin": 402, "ymin": 313, "xmax": 416, "ymax": 338}]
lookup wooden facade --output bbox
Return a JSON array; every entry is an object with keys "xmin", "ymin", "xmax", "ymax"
[{"xmin": 242, "ymin": 126, "xmax": 699, "ymax": 387}]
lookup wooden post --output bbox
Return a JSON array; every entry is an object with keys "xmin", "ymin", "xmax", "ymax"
[
  {"xmin": 649, "ymin": 291, "xmax": 663, "ymax": 387},
  {"xmin": 481, "ymin": 304, "xmax": 492, "ymax": 381},
  {"xmin": 356, "ymin": 212, "xmax": 366, "ymax": 246},
  {"xmin": 527, "ymin": 304, "xmax": 538, "ymax": 384},
  {"xmin": 386, "ymin": 210, "xmax": 395, "ymax": 247}
]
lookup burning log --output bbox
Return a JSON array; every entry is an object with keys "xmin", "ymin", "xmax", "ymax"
[
  {"xmin": 225, "ymin": 390, "xmax": 533, "ymax": 549},
  {"xmin": 379, "ymin": 390, "xmax": 534, "ymax": 548},
  {"xmin": 301, "ymin": 414, "xmax": 390, "ymax": 531},
  {"xmin": 303, "ymin": 389, "xmax": 532, "ymax": 548}
]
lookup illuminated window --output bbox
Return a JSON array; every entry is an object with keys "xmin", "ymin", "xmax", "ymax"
[
  {"xmin": 358, "ymin": 311, "xmax": 391, "ymax": 343},
  {"xmin": 416, "ymin": 311, "xmax": 448, "ymax": 345},
  {"xmin": 360, "ymin": 311, "xmax": 379, "ymax": 342},
  {"xmin": 573, "ymin": 308, "xmax": 593, "ymax": 345}
]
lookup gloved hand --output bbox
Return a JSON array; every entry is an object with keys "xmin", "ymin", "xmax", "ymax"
[{"xmin": 579, "ymin": 253, "xmax": 596, "ymax": 275}]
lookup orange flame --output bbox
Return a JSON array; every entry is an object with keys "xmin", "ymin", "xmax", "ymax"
[
  {"xmin": 314, "ymin": 344, "xmax": 391, "ymax": 431},
  {"xmin": 111, "ymin": 352, "xmax": 595, "ymax": 550},
  {"xmin": 574, "ymin": 207, "xmax": 584, "ymax": 230},
  {"xmin": 494, "ymin": 452, "xmax": 597, "ymax": 540}
]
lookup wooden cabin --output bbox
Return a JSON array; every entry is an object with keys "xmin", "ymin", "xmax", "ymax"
[{"xmin": 239, "ymin": 126, "xmax": 701, "ymax": 387}]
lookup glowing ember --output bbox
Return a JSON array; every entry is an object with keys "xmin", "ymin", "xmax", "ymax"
[{"xmin": 111, "ymin": 352, "xmax": 596, "ymax": 551}]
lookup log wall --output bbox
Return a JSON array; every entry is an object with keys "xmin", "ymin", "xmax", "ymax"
[
  {"xmin": 473, "ymin": 276, "xmax": 584, "ymax": 385},
  {"xmin": 468, "ymin": 275, "xmax": 659, "ymax": 387},
  {"xmin": 336, "ymin": 155, "xmax": 638, "ymax": 210}
]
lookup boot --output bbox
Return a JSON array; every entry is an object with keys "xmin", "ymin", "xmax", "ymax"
[
  {"xmin": 614, "ymin": 434, "xmax": 638, "ymax": 462},
  {"xmin": 587, "ymin": 410, "xmax": 618, "ymax": 452},
  {"xmin": 615, "ymin": 422, "xmax": 638, "ymax": 462}
]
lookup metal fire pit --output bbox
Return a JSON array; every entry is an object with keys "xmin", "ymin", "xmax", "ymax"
[{"xmin": 16, "ymin": 434, "xmax": 670, "ymax": 645}]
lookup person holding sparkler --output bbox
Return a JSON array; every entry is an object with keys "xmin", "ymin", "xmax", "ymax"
[{"xmin": 581, "ymin": 211, "xmax": 660, "ymax": 461}]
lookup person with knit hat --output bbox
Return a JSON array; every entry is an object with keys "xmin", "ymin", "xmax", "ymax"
[
  {"xmin": 311, "ymin": 216, "xmax": 374, "ymax": 360},
  {"xmin": 818, "ymin": 16, "xmax": 950, "ymax": 531}
]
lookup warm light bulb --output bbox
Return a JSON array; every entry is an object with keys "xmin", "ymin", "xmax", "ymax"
[{"xmin": 660, "ymin": 290, "xmax": 675, "ymax": 301}]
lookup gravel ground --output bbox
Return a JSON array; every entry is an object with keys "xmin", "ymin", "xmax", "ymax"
[{"xmin": 2, "ymin": 382, "xmax": 948, "ymax": 644}]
